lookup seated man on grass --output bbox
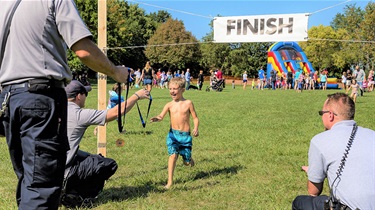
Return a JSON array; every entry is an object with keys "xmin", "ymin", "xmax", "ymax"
[{"xmin": 61, "ymin": 80, "xmax": 150, "ymax": 207}]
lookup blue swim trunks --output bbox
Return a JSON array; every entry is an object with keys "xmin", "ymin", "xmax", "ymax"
[{"xmin": 166, "ymin": 129, "xmax": 193, "ymax": 162}]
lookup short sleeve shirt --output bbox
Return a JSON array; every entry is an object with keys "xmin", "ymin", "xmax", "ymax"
[
  {"xmin": 258, "ymin": 69, "xmax": 265, "ymax": 79},
  {"xmin": 308, "ymin": 120, "xmax": 375, "ymax": 209},
  {"xmin": 354, "ymin": 70, "xmax": 365, "ymax": 82},
  {"xmin": 0, "ymin": 0, "xmax": 92, "ymax": 85},
  {"xmin": 185, "ymin": 72, "xmax": 191, "ymax": 82},
  {"xmin": 66, "ymin": 102, "xmax": 107, "ymax": 166}
]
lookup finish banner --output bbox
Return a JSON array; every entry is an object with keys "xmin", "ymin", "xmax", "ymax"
[{"xmin": 213, "ymin": 13, "xmax": 309, "ymax": 43}]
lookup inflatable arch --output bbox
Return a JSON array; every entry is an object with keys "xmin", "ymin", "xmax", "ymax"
[{"xmin": 267, "ymin": 42, "xmax": 315, "ymax": 78}]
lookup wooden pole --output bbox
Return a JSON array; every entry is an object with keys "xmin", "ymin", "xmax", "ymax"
[{"xmin": 97, "ymin": 0, "xmax": 107, "ymax": 157}]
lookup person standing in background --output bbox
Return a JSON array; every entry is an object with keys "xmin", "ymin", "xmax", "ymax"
[
  {"xmin": 258, "ymin": 67, "xmax": 265, "ymax": 90},
  {"xmin": 242, "ymin": 71, "xmax": 248, "ymax": 90},
  {"xmin": 134, "ymin": 68, "xmax": 141, "ymax": 88},
  {"xmin": 197, "ymin": 70, "xmax": 204, "ymax": 91},
  {"xmin": 141, "ymin": 61, "xmax": 153, "ymax": 92},
  {"xmin": 353, "ymin": 65, "xmax": 365, "ymax": 96},
  {"xmin": 341, "ymin": 71, "xmax": 347, "ymax": 90},
  {"xmin": 185, "ymin": 68, "xmax": 191, "ymax": 90}
]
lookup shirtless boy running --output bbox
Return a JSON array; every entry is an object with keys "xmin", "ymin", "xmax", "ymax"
[{"xmin": 151, "ymin": 77, "xmax": 199, "ymax": 189}]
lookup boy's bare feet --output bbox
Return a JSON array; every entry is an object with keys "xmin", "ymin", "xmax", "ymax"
[
  {"xmin": 164, "ymin": 184, "xmax": 172, "ymax": 189},
  {"xmin": 183, "ymin": 158, "xmax": 195, "ymax": 167}
]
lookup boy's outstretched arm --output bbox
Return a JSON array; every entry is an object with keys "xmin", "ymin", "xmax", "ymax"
[
  {"xmin": 190, "ymin": 102, "xmax": 199, "ymax": 137},
  {"xmin": 150, "ymin": 103, "xmax": 170, "ymax": 122}
]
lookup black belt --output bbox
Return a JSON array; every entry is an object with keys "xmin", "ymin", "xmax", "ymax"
[{"xmin": 2, "ymin": 79, "xmax": 65, "ymax": 90}]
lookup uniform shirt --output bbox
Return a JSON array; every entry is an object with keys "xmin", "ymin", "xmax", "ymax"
[
  {"xmin": 0, "ymin": 0, "xmax": 92, "ymax": 85},
  {"xmin": 308, "ymin": 120, "xmax": 375, "ymax": 209},
  {"xmin": 66, "ymin": 102, "xmax": 107, "ymax": 167}
]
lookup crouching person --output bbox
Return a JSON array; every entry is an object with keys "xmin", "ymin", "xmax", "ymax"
[{"xmin": 61, "ymin": 80, "xmax": 150, "ymax": 207}]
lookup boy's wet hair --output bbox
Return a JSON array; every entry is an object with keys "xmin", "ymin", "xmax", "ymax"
[{"xmin": 169, "ymin": 77, "xmax": 186, "ymax": 89}]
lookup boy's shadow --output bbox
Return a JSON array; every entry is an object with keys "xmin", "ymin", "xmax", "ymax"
[
  {"xmin": 98, "ymin": 165, "xmax": 244, "ymax": 204},
  {"xmin": 192, "ymin": 165, "xmax": 244, "ymax": 180}
]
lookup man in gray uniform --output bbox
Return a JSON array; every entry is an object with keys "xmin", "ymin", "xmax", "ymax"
[
  {"xmin": 292, "ymin": 93, "xmax": 375, "ymax": 210},
  {"xmin": 0, "ymin": 1, "xmax": 130, "ymax": 209},
  {"xmin": 61, "ymin": 80, "xmax": 149, "ymax": 207}
]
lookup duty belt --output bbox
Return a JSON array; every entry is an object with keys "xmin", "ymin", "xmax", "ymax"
[
  {"xmin": 1, "ymin": 79, "xmax": 65, "ymax": 90},
  {"xmin": 0, "ymin": 79, "xmax": 65, "ymax": 116}
]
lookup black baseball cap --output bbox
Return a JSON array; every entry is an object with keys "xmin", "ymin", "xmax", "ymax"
[{"xmin": 65, "ymin": 80, "xmax": 92, "ymax": 98}]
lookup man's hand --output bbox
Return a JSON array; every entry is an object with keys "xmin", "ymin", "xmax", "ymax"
[
  {"xmin": 112, "ymin": 66, "xmax": 131, "ymax": 84},
  {"xmin": 134, "ymin": 89, "xmax": 150, "ymax": 100},
  {"xmin": 301, "ymin": 166, "xmax": 308, "ymax": 173}
]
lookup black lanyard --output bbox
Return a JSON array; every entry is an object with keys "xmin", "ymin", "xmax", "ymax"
[
  {"xmin": 136, "ymin": 94, "xmax": 152, "ymax": 128},
  {"xmin": 117, "ymin": 70, "xmax": 130, "ymax": 133}
]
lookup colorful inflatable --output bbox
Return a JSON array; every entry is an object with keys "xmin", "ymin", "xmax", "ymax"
[
  {"xmin": 267, "ymin": 42, "xmax": 315, "ymax": 78},
  {"xmin": 317, "ymin": 78, "xmax": 339, "ymax": 89}
]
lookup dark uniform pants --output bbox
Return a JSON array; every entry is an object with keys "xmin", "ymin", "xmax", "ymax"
[
  {"xmin": 292, "ymin": 195, "xmax": 329, "ymax": 210},
  {"xmin": 0, "ymin": 84, "xmax": 68, "ymax": 210}
]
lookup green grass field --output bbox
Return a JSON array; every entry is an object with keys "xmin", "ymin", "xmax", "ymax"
[{"xmin": 1, "ymin": 84, "xmax": 374, "ymax": 210}]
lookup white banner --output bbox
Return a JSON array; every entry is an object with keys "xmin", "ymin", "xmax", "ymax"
[{"xmin": 213, "ymin": 13, "xmax": 309, "ymax": 43}]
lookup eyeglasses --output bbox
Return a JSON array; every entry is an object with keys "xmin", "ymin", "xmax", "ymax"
[{"xmin": 318, "ymin": 110, "xmax": 337, "ymax": 116}]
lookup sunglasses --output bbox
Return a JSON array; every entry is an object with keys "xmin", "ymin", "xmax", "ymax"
[{"xmin": 318, "ymin": 110, "xmax": 337, "ymax": 116}]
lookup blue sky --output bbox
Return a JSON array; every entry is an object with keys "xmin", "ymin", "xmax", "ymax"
[{"xmin": 128, "ymin": 0, "xmax": 370, "ymax": 40}]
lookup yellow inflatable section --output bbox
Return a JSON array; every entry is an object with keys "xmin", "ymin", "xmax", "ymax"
[{"xmin": 317, "ymin": 78, "xmax": 337, "ymax": 84}]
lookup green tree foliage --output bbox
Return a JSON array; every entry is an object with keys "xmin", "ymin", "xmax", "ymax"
[
  {"xmin": 106, "ymin": 1, "xmax": 149, "ymax": 68},
  {"xmin": 144, "ymin": 18, "xmax": 201, "ymax": 73},
  {"xmin": 330, "ymin": 3, "xmax": 365, "ymax": 70},
  {"xmin": 199, "ymin": 32, "xmax": 231, "ymax": 73},
  {"xmin": 199, "ymin": 18, "xmax": 231, "ymax": 74},
  {"xmin": 360, "ymin": 2, "xmax": 375, "ymax": 70},
  {"xmin": 300, "ymin": 25, "xmax": 342, "ymax": 74},
  {"xmin": 68, "ymin": 0, "xmax": 170, "ymax": 76},
  {"xmin": 331, "ymin": 4, "xmax": 364, "ymax": 33},
  {"xmin": 301, "ymin": 2, "xmax": 375, "ymax": 76},
  {"xmin": 225, "ymin": 43, "xmax": 271, "ymax": 78},
  {"xmin": 299, "ymin": 2, "xmax": 375, "ymax": 77}
]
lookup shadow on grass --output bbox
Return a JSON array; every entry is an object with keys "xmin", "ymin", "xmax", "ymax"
[
  {"xmin": 193, "ymin": 165, "xmax": 244, "ymax": 180},
  {"xmin": 97, "ymin": 165, "xmax": 244, "ymax": 205},
  {"xmin": 170, "ymin": 165, "xmax": 245, "ymax": 191},
  {"xmin": 99, "ymin": 181, "xmax": 165, "ymax": 204},
  {"xmin": 120, "ymin": 130, "xmax": 153, "ymax": 135}
]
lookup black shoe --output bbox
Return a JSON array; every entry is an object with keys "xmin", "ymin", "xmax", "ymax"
[{"xmin": 60, "ymin": 192, "xmax": 84, "ymax": 208}]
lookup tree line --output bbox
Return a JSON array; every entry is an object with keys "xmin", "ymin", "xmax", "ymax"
[{"xmin": 69, "ymin": 0, "xmax": 375, "ymax": 79}]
